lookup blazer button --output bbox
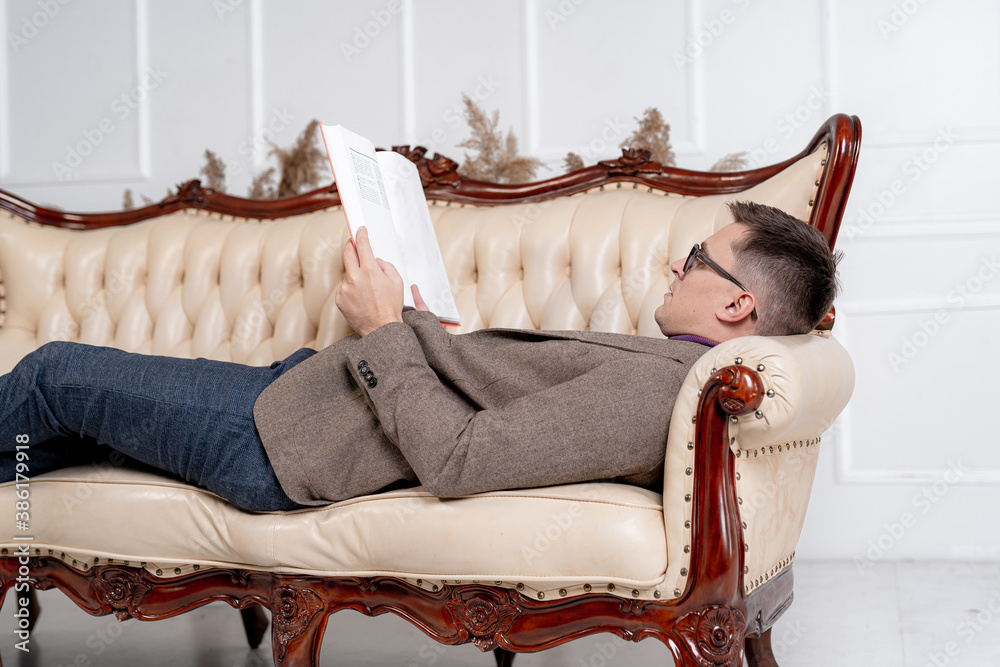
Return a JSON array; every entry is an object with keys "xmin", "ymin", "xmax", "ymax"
[
  {"xmin": 358, "ymin": 360, "xmax": 369, "ymax": 373},
  {"xmin": 367, "ymin": 376, "xmax": 378, "ymax": 388}
]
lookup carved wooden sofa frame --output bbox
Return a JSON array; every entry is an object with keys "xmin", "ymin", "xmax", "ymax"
[{"xmin": 0, "ymin": 114, "xmax": 860, "ymax": 666}]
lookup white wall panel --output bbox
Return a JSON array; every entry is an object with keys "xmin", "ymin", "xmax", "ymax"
[
  {"xmin": 829, "ymin": 0, "xmax": 1000, "ymax": 144},
  {"xmin": 262, "ymin": 0, "xmax": 405, "ymax": 150},
  {"xmin": 531, "ymin": 0, "xmax": 690, "ymax": 163},
  {"xmin": 696, "ymin": 0, "xmax": 828, "ymax": 169},
  {"xmin": 143, "ymin": 0, "xmax": 253, "ymax": 198},
  {"xmin": 5, "ymin": 0, "xmax": 144, "ymax": 185},
  {"xmin": 839, "ymin": 305, "xmax": 1000, "ymax": 479},
  {"xmin": 409, "ymin": 0, "xmax": 524, "ymax": 168}
]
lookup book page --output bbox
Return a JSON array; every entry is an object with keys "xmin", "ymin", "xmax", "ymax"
[
  {"xmin": 377, "ymin": 151, "xmax": 461, "ymax": 324},
  {"xmin": 319, "ymin": 124, "xmax": 412, "ymax": 304}
]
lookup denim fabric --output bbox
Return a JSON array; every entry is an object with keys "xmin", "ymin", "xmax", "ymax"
[{"xmin": 0, "ymin": 341, "xmax": 317, "ymax": 511}]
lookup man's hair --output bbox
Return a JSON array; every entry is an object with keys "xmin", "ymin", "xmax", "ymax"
[{"xmin": 727, "ymin": 200, "xmax": 842, "ymax": 336}]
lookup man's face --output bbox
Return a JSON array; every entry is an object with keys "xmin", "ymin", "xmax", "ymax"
[{"xmin": 654, "ymin": 222, "xmax": 750, "ymax": 338}]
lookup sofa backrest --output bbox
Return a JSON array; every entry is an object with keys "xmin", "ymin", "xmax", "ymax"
[{"xmin": 0, "ymin": 116, "xmax": 858, "ymax": 374}]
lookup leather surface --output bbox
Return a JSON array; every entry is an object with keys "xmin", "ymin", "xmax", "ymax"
[
  {"xmin": 663, "ymin": 332, "xmax": 854, "ymax": 597},
  {"xmin": 0, "ymin": 145, "xmax": 853, "ymax": 600},
  {"xmin": 0, "ymin": 465, "xmax": 666, "ymax": 600}
]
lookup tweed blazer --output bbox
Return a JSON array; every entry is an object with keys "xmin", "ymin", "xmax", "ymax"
[{"xmin": 253, "ymin": 310, "xmax": 709, "ymax": 505}]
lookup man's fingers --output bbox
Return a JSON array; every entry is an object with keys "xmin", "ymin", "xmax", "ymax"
[
  {"xmin": 411, "ymin": 285, "xmax": 430, "ymax": 311},
  {"xmin": 353, "ymin": 226, "xmax": 377, "ymax": 267},
  {"xmin": 375, "ymin": 257, "xmax": 402, "ymax": 283},
  {"xmin": 343, "ymin": 235, "xmax": 360, "ymax": 268}
]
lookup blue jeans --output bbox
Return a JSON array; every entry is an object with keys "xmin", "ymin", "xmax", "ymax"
[{"xmin": 0, "ymin": 341, "xmax": 317, "ymax": 511}]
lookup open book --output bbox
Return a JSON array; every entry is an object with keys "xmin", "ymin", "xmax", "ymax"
[{"xmin": 319, "ymin": 124, "xmax": 461, "ymax": 325}]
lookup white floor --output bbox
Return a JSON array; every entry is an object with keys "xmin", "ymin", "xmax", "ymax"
[{"xmin": 0, "ymin": 560, "xmax": 998, "ymax": 666}]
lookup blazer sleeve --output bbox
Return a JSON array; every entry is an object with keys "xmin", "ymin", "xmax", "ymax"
[{"xmin": 344, "ymin": 321, "xmax": 685, "ymax": 497}]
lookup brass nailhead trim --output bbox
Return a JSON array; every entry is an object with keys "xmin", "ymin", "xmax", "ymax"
[
  {"xmin": 516, "ymin": 583, "xmax": 524, "ymax": 591},
  {"xmin": 632, "ymin": 589, "xmax": 639, "ymax": 598},
  {"xmin": 559, "ymin": 588, "xmax": 567, "ymax": 597},
  {"xmin": 538, "ymin": 592, "xmax": 545, "ymax": 599},
  {"xmin": 680, "ymin": 568, "xmax": 688, "ymax": 576},
  {"xmin": 584, "ymin": 584, "xmax": 592, "ymax": 592},
  {"xmin": 654, "ymin": 590, "xmax": 661, "ymax": 599},
  {"xmin": 607, "ymin": 584, "xmax": 615, "ymax": 592}
]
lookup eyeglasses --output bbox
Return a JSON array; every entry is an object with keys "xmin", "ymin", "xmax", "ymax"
[{"xmin": 683, "ymin": 244, "xmax": 758, "ymax": 322}]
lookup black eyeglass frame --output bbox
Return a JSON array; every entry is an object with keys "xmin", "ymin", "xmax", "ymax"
[{"xmin": 683, "ymin": 244, "xmax": 759, "ymax": 322}]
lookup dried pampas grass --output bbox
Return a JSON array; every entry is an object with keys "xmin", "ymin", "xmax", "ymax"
[
  {"xmin": 563, "ymin": 152, "xmax": 585, "ymax": 173},
  {"xmin": 709, "ymin": 152, "xmax": 750, "ymax": 172},
  {"xmin": 620, "ymin": 107, "xmax": 675, "ymax": 166},
  {"xmin": 200, "ymin": 149, "xmax": 228, "ymax": 192},
  {"xmin": 268, "ymin": 119, "xmax": 327, "ymax": 198},
  {"xmin": 457, "ymin": 94, "xmax": 543, "ymax": 184}
]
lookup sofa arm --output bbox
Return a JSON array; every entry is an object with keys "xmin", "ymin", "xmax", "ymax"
[{"xmin": 661, "ymin": 332, "xmax": 854, "ymax": 600}]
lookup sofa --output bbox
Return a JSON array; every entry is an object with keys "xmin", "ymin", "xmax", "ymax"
[{"xmin": 0, "ymin": 113, "xmax": 860, "ymax": 666}]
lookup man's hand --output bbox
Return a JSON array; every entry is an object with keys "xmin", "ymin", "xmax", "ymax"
[
  {"xmin": 336, "ymin": 227, "xmax": 405, "ymax": 336},
  {"xmin": 410, "ymin": 285, "xmax": 430, "ymax": 312}
]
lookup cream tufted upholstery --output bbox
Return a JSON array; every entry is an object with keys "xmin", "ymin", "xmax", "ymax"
[{"xmin": 0, "ymin": 143, "xmax": 853, "ymax": 601}]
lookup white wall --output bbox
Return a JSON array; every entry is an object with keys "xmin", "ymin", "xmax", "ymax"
[{"xmin": 2, "ymin": 0, "xmax": 998, "ymax": 563}]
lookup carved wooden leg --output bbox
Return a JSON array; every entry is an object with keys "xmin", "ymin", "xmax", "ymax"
[
  {"xmin": 673, "ymin": 605, "xmax": 746, "ymax": 667},
  {"xmin": 493, "ymin": 648, "xmax": 516, "ymax": 667},
  {"xmin": 26, "ymin": 588, "xmax": 40, "ymax": 632},
  {"xmin": 241, "ymin": 604, "xmax": 270, "ymax": 649},
  {"xmin": 270, "ymin": 585, "xmax": 327, "ymax": 666},
  {"xmin": 745, "ymin": 628, "xmax": 779, "ymax": 667}
]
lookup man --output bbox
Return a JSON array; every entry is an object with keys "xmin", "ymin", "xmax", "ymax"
[{"xmin": 0, "ymin": 201, "xmax": 840, "ymax": 512}]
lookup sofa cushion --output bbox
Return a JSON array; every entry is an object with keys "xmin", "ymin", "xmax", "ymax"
[{"xmin": 0, "ymin": 464, "xmax": 668, "ymax": 599}]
